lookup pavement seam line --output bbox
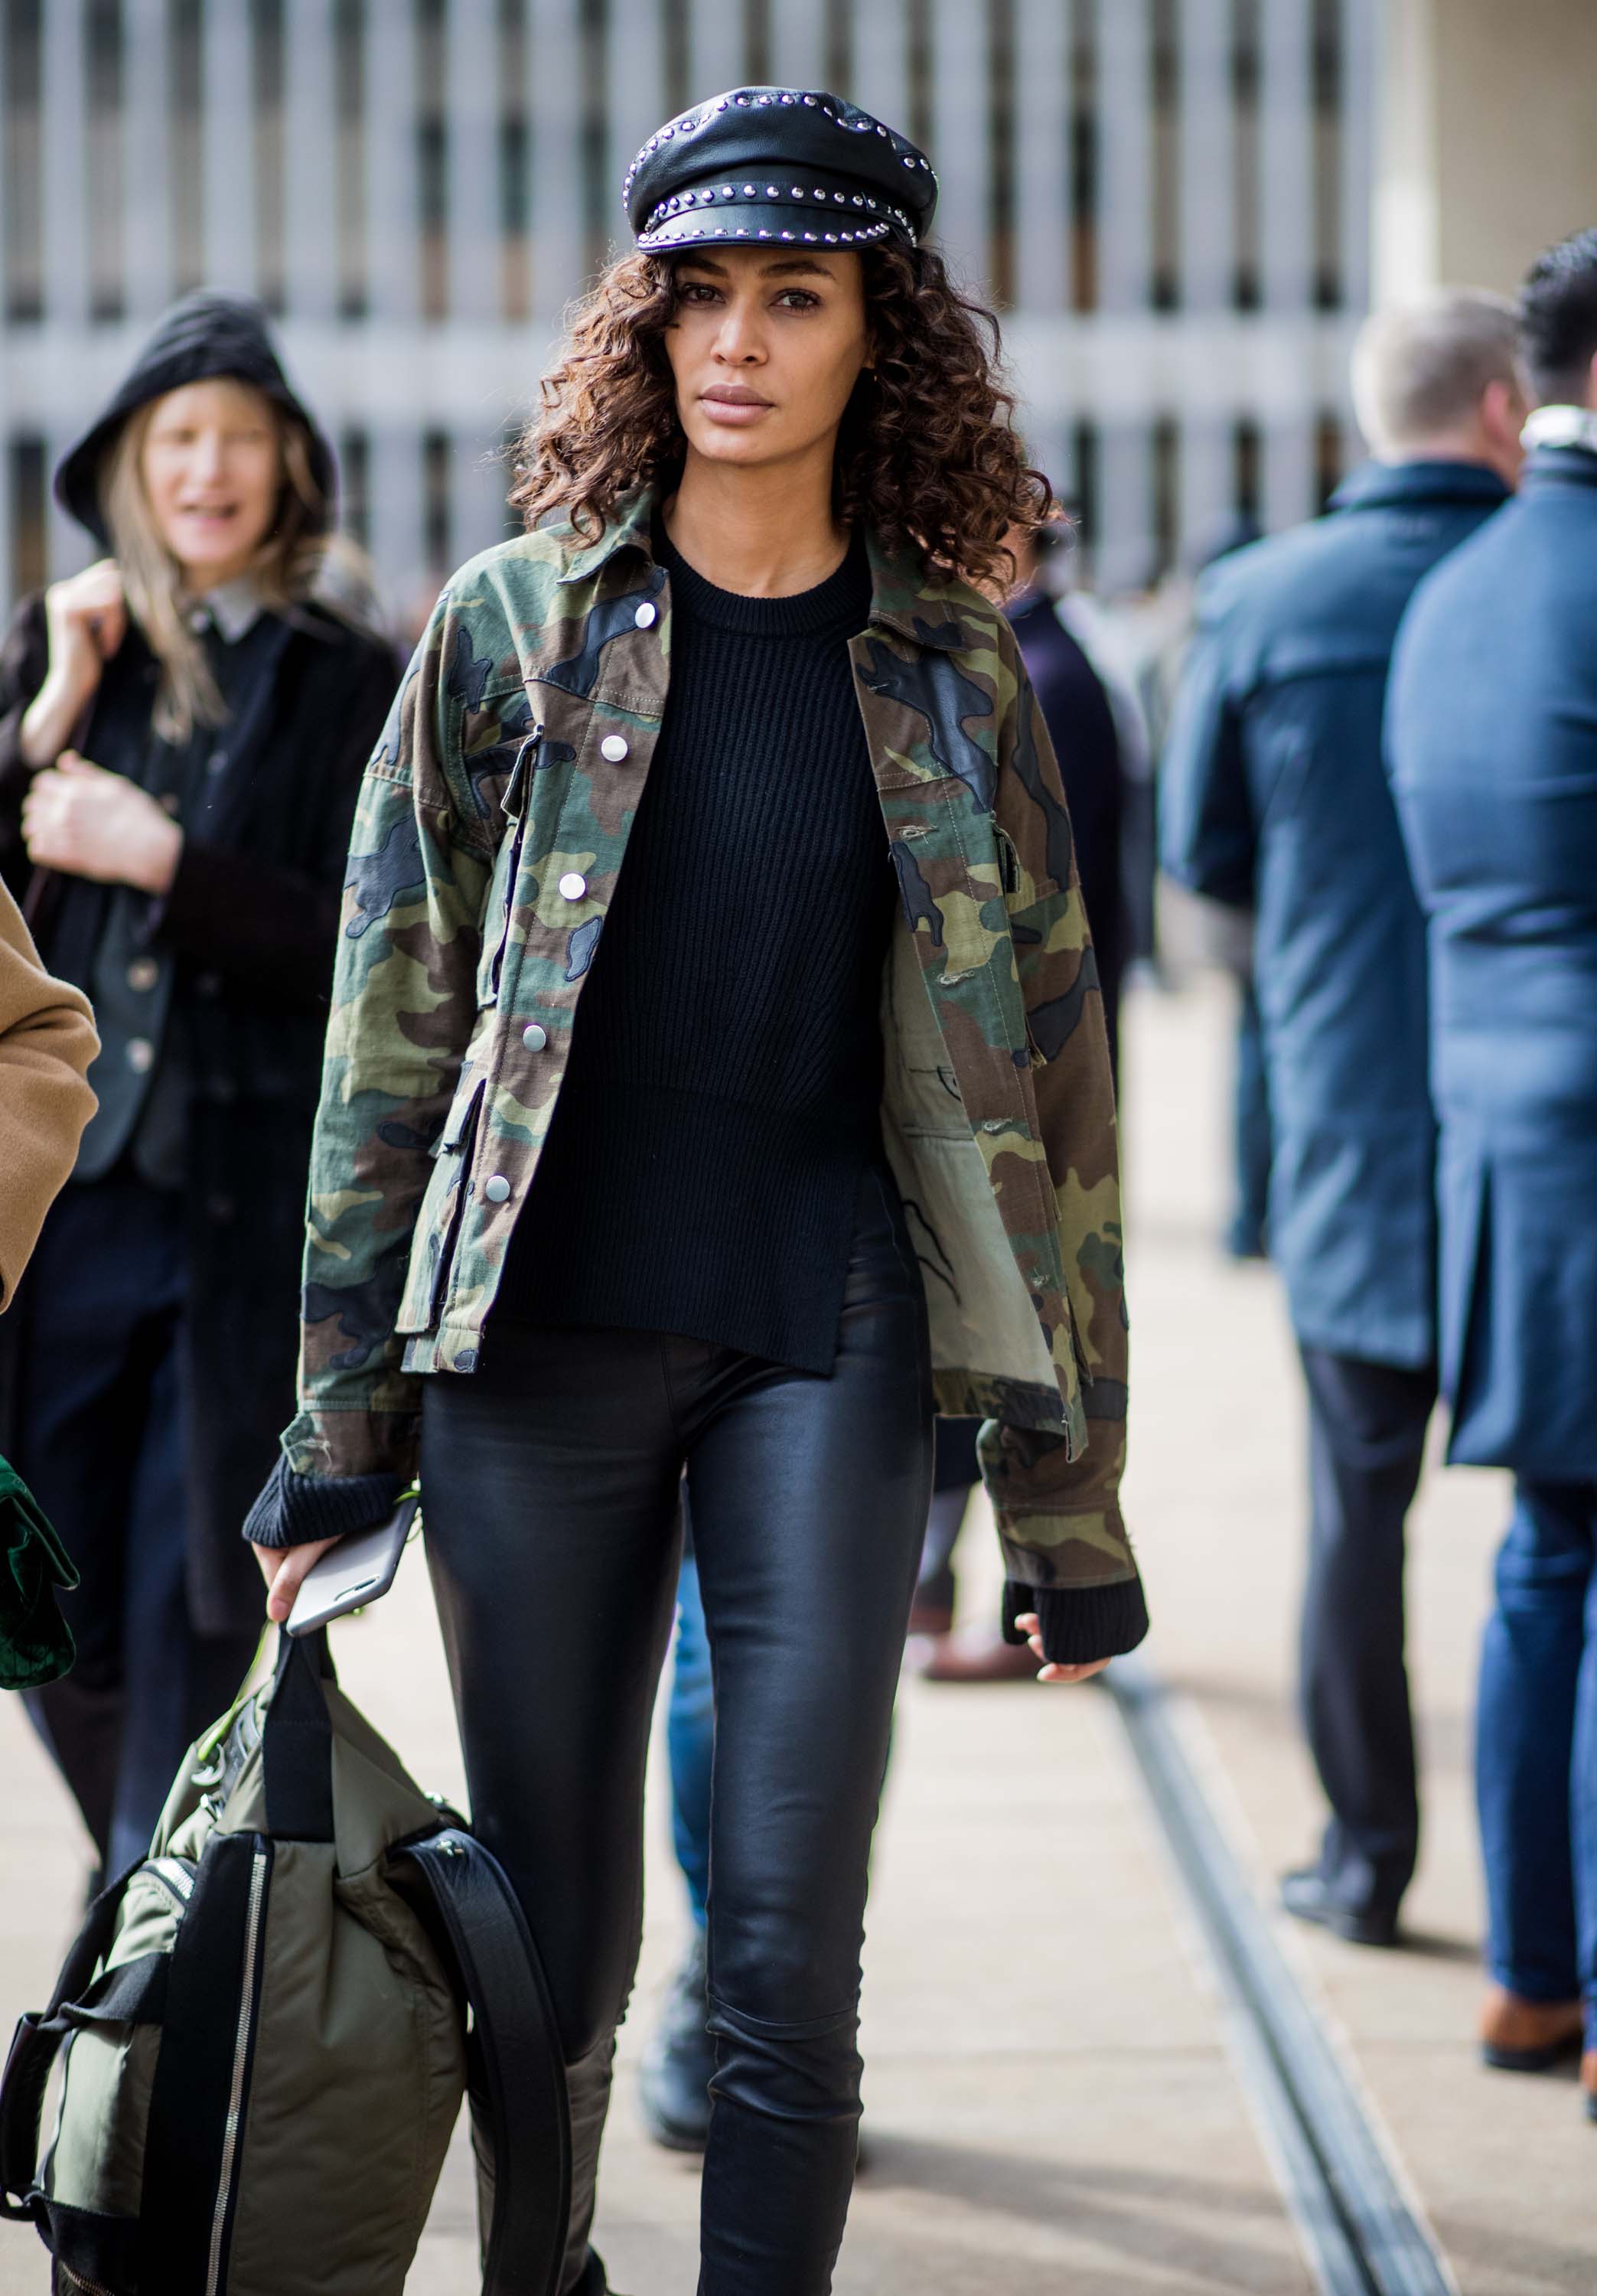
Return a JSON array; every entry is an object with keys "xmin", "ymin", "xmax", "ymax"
[{"xmin": 1106, "ymin": 1656, "xmax": 1461, "ymax": 2296}]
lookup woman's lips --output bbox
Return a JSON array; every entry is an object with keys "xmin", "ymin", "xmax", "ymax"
[{"xmin": 699, "ymin": 391, "xmax": 773, "ymax": 426}]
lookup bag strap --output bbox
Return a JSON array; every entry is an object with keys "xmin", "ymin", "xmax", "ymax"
[
  {"xmin": 0, "ymin": 1860, "xmax": 142, "ymax": 2219},
  {"xmin": 395, "ymin": 1829, "xmax": 572, "ymax": 2296},
  {"xmin": 261, "ymin": 1627, "xmax": 336, "ymax": 1841}
]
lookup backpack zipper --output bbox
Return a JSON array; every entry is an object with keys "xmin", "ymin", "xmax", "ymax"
[{"xmin": 204, "ymin": 1842, "xmax": 271, "ymax": 2296}]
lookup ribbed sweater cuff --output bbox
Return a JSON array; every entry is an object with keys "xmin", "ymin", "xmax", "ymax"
[
  {"xmin": 1002, "ymin": 1574, "xmax": 1150, "ymax": 1666},
  {"xmin": 243, "ymin": 1455, "xmax": 403, "ymax": 1551}
]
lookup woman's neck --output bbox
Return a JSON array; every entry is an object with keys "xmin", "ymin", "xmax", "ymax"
[{"xmin": 662, "ymin": 448, "xmax": 849, "ymax": 597}]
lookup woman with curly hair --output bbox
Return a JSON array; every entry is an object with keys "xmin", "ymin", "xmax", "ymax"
[{"xmin": 246, "ymin": 89, "xmax": 1140, "ymax": 2296}]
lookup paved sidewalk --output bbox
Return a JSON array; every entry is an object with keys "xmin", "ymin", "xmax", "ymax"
[{"xmin": 1, "ymin": 974, "xmax": 1592, "ymax": 2292}]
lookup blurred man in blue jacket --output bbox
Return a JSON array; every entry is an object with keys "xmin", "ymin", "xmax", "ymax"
[
  {"xmin": 1387, "ymin": 232, "xmax": 1597, "ymax": 2114},
  {"xmin": 1162, "ymin": 295, "xmax": 1525, "ymax": 1945}
]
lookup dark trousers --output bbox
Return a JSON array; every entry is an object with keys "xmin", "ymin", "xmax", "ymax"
[
  {"xmin": 18, "ymin": 1172, "xmax": 259, "ymax": 1877},
  {"xmin": 1477, "ymin": 1480, "xmax": 1597, "ymax": 2045},
  {"xmin": 421, "ymin": 1169, "xmax": 934, "ymax": 2296},
  {"xmin": 1298, "ymin": 1343, "xmax": 1436, "ymax": 1913}
]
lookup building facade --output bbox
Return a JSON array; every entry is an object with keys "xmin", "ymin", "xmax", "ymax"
[{"xmin": 1, "ymin": 0, "xmax": 1376, "ymax": 619}]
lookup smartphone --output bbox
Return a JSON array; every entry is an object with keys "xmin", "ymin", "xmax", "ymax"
[{"xmin": 285, "ymin": 1494, "xmax": 420, "ymax": 1639}]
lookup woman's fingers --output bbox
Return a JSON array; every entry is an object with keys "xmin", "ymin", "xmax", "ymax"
[
  {"xmin": 250, "ymin": 1537, "xmax": 340, "ymax": 1624},
  {"xmin": 1012, "ymin": 1613, "xmax": 1113, "ymax": 1686}
]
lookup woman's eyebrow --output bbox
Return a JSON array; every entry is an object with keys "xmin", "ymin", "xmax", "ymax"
[{"xmin": 676, "ymin": 257, "xmax": 835, "ymax": 283}]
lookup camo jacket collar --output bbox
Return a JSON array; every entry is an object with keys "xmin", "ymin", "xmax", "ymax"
[{"xmin": 557, "ymin": 485, "xmax": 970, "ymax": 653}]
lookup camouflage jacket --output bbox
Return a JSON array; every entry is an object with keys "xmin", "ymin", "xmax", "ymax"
[{"xmin": 280, "ymin": 489, "xmax": 1132, "ymax": 1600}]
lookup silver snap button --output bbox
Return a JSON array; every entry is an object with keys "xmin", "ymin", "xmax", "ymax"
[
  {"xmin": 484, "ymin": 1175, "xmax": 511, "ymax": 1204},
  {"xmin": 522, "ymin": 1022, "xmax": 548, "ymax": 1052},
  {"xmin": 127, "ymin": 1037, "xmax": 155, "ymax": 1074},
  {"xmin": 558, "ymin": 871, "xmax": 587, "ymax": 900},
  {"xmin": 127, "ymin": 957, "xmax": 159, "ymax": 993},
  {"xmin": 599, "ymin": 734, "xmax": 629, "ymax": 762},
  {"xmin": 634, "ymin": 602, "xmax": 657, "ymax": 629}
]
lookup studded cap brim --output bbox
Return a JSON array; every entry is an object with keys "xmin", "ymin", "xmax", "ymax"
[{"xmin": 637, "ymin": 189, "xmax": 904, "ymax": 257}]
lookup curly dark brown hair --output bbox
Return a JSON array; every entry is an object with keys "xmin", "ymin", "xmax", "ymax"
[{"xmin": 509, "ymin": 244, "xmax": 1051, "ymax": 587}]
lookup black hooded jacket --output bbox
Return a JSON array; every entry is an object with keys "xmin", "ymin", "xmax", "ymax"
[{"xmin": 0, "ymin": 292, "xmax": 399, "ymax": 1636}]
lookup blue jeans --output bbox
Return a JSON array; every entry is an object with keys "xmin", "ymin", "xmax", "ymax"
[
  {"xmin": 1476, "ymin": 1479, "xmax": 1597, "ymax": 2046},
  {"xmin": 668, "ymin": 1551, "xmax": 713, "ymax": 1930}
]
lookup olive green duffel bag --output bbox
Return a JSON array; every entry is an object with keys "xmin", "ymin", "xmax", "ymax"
[{"xmin": 0, "ymin": 1630, "xmax": 570, "ymax": 2295}]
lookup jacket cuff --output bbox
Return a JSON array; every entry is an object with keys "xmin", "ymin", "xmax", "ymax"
[
  {"xmin": 1001, "ymin": 1574, "xmax": 1149, "ymax": 1666},
  {"xmin": 243, "ymin": 1454, "xmax": 403, "ymax": 1550}
]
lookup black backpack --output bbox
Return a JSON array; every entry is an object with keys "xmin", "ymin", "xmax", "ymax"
[{"xmin": 1, "ymin": 1630, "xmax": 571, "ymax": 2296}]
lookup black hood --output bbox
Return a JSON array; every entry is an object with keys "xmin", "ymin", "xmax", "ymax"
[{"xmin": 54, "ymin": 291, "xmax": 337, "ymax": 549}]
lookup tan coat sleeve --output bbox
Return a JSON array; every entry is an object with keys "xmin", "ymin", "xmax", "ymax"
[{"xmin": 0, "ymin": 879, "xmax": 97, "ymax": 1309}]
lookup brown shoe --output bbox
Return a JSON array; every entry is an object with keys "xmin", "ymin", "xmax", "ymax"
[
  {"xmin": 1478, "ymin": 1986, "xmax": 1586, "ymax": 2073},
  {"xmin": 917, "ymin": 1627, "xmax": 1041, "ymax": 1684}
]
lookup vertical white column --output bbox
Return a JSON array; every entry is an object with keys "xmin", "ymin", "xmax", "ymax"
[
  {"xmin": 42, "ymin": 0, "xmax": 90, "ymax": 329},
  {"xmin": 1095, "ymin": 0, "xmax": 1152, "ymax": 313},
  {"xmin": 448, "ymin": 0, "xmax": 501, "ymax": 324},
  {"xmin": 449, "ymin": 429, "xmax": 511, "ymax": 566},
  {"xmin": 1178, "ymin": 0, "xmax": 1230, "ymax": 312},
  {"xmin": 528, "ymin": 0, "xmax": 585, "ymax": 325},
  {"xmin": 1260, "ymin": 0, "xmax": 1317, "ymax": 530},
  {"xmin": 769, "ymin": 5, "xmax": 826, "ymax": 92},
  {"xmin": 1177, "ymin": 0, "xmax": 1236, "ymax": 562},
  {"xmin": 364, "ymin": 2, "xmax": 425, "ymax": 615},
  {"xmin": 365, "ymin": 0, "xmax": 421, "ymax": 325},
  {"xmin": 1096, "ymin": 425, "xmax": 1155, "ymax": 595},
  {"xmin": 283, "ymin": 0, "xmax": 338, "ymax": 322},
  {"xmin": 122, "ymin": 0, "xmax": 174, "ymax": 321},
  {"xmin": 1095, "ymin": 0, "xmax": 1155, "ymax": 590},
  {"xmin": 930, "ymin": 0, "xmax": 989, "ymax": 296},
  {"xmin": 366, "ymin": 427, "xmax": 429, "ymax": 631},
  {"xmin": 849, "ymin": 0, "xmax": 911, "ymax": 126},
  {"xmin": 1015, "ymin": 0, "xmax": 1071, "ymax": 318},
  {"xmin": 605, "ymin": 0, "xmax": 667, "ymax": 261},
  {"xmin": 688, "ymin": 0, "xmax": 745, "ymax": 105},
  {"xmin": 46, "ymin": 432, "xmax": 93, "ymax": 582},
  {"xmin": 203, "ymin": 0, "xmax": 256, "ymax": 292},
  {"xmin": 1340, "ymin": 0, "xmax": 1376, "ymax": 321}
]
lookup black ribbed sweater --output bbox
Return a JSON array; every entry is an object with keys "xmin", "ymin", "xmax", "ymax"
[{"xmin": 492, "ymin": 522, "xmax": 896, "ymax": 1371}]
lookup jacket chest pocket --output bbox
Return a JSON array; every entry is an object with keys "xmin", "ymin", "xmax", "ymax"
[
  {"xmin": 396, "ymin": 1078, "xmax": 484, "ymax": 1334},
  {"xmin": 475, "ymin": 729, "xmax": 541, "ymax": 1009}
]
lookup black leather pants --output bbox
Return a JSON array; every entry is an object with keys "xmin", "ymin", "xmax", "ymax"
[{"xmin": 420, "ymin": 1168, "xmax": 934, "ymax": 2296}]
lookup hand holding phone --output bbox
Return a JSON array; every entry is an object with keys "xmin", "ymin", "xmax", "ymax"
[{"xmin": 285, "ymin": 1495, "xmax": 420, "ymax": 1639}]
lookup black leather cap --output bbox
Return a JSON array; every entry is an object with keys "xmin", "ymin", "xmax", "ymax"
[{"xmin": 624, "ymin": 86, "xmax": 937, "ymax": 258}]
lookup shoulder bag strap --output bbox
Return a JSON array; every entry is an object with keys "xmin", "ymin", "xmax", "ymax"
[
  {"xmin": 0, "ymin": 1861, "xmax": 142, "ymax": 2219},
  {"xmin": 395, "ymin": 1830, "xmax": 572, "ymax": 2296}
]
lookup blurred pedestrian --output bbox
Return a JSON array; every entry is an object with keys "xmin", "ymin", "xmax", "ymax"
[
  {"xmin": 1162, "ymin": 292, "xmax": 1526, "ymax": 1945},
  {"xmin": 0, "ymin": 291, "xmax": 397, "ymax": 1881},
  {"xmin": 0, "ymin": 880, "xmax": 96, "ymax": 1316},
  {"xmin": 246, "ymin": 86, "xmax": 1136, "ymax": 2296},
  {"xmin": 909, "ymin": 514, "xmax": 1127, "ymax": 1684},
  {"xmin": 1387, "ymin": 230, "xmax": 1597, "ymax": 2118},
  {"xmin": 1007, "ymin": 516, "xmax": 1126, "ymax": 1068},
  {"xmin": 0, "ymin": 887, "xmax": 96, "ymax": 1695}
]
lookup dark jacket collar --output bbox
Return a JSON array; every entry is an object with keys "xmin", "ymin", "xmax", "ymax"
[
  {"xmin": 1523, "ymin": 442, "xmax": 1597, "ymax": 494},
  {"xmin": 1329, "ymin": 458, "xmax": 1511, "ymax": 517}
]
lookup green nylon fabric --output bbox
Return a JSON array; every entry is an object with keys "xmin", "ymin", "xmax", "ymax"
[{"xmin": 0, "ymin": 1455, "xmax": 78, "ymax": 1691}]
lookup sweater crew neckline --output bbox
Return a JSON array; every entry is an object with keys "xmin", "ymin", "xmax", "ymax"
[{"xmin": 653, "ymin": 517, "xmax": 871, "ymax": 639}]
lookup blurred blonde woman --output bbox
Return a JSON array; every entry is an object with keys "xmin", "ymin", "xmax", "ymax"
[{"xmin": 0, "ymin": 292, "xmax": 397, "ymax": 1884}]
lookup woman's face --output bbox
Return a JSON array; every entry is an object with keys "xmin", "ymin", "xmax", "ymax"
[
  {"xmin": 139, "ymin": 378, "xmax": 282, "ymax": 585},
  {"xmin": 663, "ymin": 246, "xmax": 870, "ymax": 477}
]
